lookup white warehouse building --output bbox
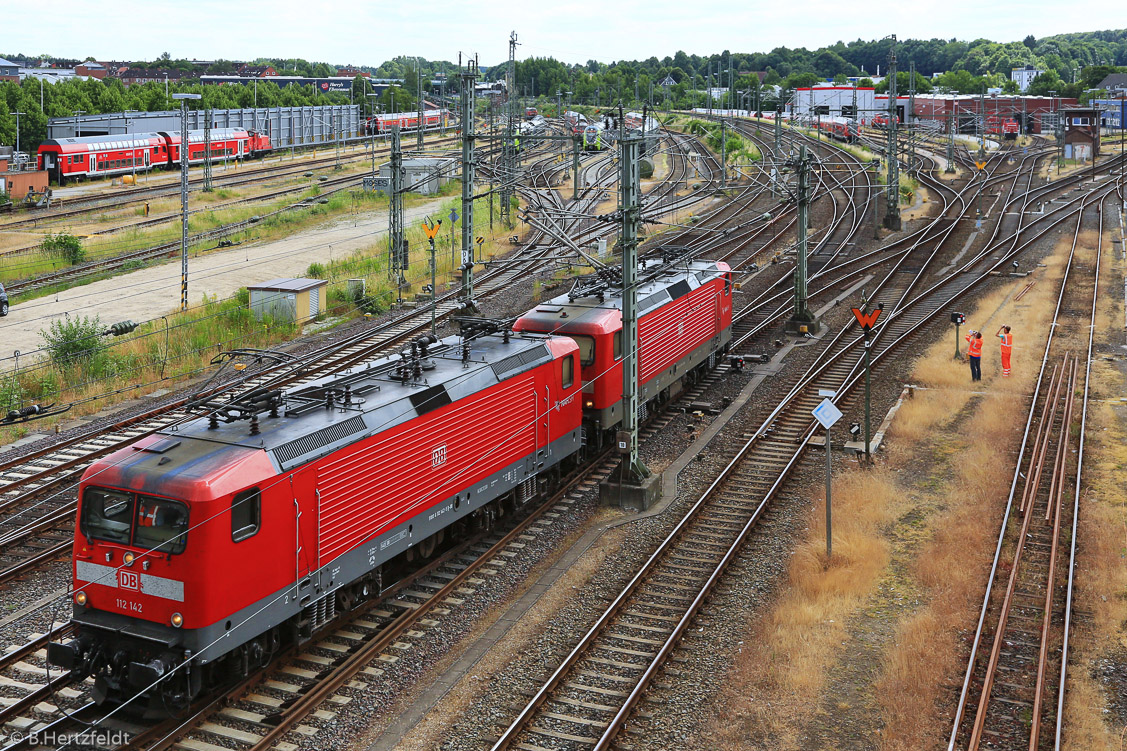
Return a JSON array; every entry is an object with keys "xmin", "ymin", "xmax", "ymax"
[{"xmin": 788, "ymin": 86, "xmax": 877, "ymax": 122}]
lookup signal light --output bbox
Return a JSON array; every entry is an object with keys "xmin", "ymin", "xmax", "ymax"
[
  {"xmin": 75, "ymin": 591, "xmax": 87, "ymax": 606},
  {"xmin": 950, "ymin": 312, "xmax": 965, "ymax": 325}
]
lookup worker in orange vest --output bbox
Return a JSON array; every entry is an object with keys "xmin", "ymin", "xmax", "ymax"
[
  {"xmin": 996, "ymin": 325, "xmax": 1013, "ymax": 377},
  {"xmin": 966, "ymin": 330, "xmax": 983, "ymax": 381}
]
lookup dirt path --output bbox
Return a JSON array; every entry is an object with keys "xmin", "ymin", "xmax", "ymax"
[{"xmin": 0, "ymin": 197, "xmax": 448, "ymax": 369}]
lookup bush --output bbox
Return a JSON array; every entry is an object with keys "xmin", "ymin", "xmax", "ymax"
[
  {"xmin": 307, "ymin": 262, "xmax": 326, "ymax": 278},
  {"xmin": 41, "ymin": 233, "xmax": 87, "ymax": 265},
  {"xmin": 39, "ymin": 315, "xmax": 106, "ymax": 370}
]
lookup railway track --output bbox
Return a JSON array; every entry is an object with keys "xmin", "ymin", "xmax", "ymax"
[
  {"xmin": 0, "ymin": 133, "xmax": 464, "ymax": 235},
  {"xmin": 483, "ymin": 138, "xmax": 1121, "ymax": 751},
  {"xmin": 946, "ymin": 187, "xmax": 1106, "ymax": 751},
  {"xmin": 0, "ymin": 126, "xmax": 715, "ymax": 623}
]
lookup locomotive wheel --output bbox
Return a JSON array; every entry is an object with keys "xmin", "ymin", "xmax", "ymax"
[{"xmin": 158, "ymin": 673, "xmax": 192, "ymax": 716}]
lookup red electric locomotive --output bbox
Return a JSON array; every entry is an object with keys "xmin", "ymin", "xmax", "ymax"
[
  {"xmin": 513, "ymin": 259, "xmax": 732, "ymax": 446},
  {"xmin": 50, "ymin": 330, "xmax": 582, "ymax": 707}
]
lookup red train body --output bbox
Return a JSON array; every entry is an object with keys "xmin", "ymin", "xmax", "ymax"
[
  {"xmin": 985, "ymin": 116, "xmax": 1020, "ymax": 139},
  {"xmin": 51, "ymin": 259, "xmax": 734, "ymax": 708},
  {"xmin": 366, "ymin": 110, "xmax": 447, "ymax": 135},
  {"xmin": 815, "ymin": 116, "xmax": 858, "ymax": 143},
  {"xmin": 513, "ymin": 260, "xmax": 732, "ymax": 444},
  {"xmin": 53, "ymin": 332, "xmax": 582, "ymax": 705},
  {"xmin": 37, "ymin": 129, "xmax": 273, "ymax": 185}
]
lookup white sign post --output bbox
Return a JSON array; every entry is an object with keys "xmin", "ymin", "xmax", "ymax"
[{"xmin": 812, "ymin": 394, "xmax": 842, "ymax": 558}]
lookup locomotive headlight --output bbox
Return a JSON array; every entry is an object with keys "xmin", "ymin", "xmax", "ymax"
[
  {"xmin": 170, "ymin": 613, "xmax": 184, "ymax": 628},
  {"xmin": 75, "ymin": 591, "xmax": 87, "ymax": 606},
  {"xmin": 123, "ymin": 552, "xmax": 135, "ymax": 566}
]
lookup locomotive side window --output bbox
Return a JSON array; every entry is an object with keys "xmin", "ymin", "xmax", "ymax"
[
  {"xmin": 613, "ymin": 331, "xmax": 622, "ymax": 360},
  {"xmin": 567, "ymin": 335, "xmax": 596, "ymax": 366},
  {"xmin": 134, "ymin": 496, "xmax": 189, "ymax": 554},
  {"xmin": 81, "ymin": 487, "xmax": 134, "ymax": 545},
  {"xmin": 561, "ymin": 355, "xmax": 574, "ymax": 389},
  {"xmin": 232, "ymin": 488, "xmax": 261, "ymax": 542}
]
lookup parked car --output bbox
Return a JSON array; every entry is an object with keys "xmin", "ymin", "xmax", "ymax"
[{"xmin": 0, "ymin": 283, "xmax": 8, "ymax": 316}]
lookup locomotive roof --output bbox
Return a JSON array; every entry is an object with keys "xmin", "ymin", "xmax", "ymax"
[
  {"xmin": 515, "ymin": 260, "xmax": 728, "ymax": 335},
  {"xmin": 158, "ymin": 332, "xmax": 572, "ymax": 473}
]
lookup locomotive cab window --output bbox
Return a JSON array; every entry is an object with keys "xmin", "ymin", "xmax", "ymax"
[
  {"xmin": 134, "ymin": 496, "xmax": 189, "ymax": 554},
  {"xmin": 567, "ymin": 335, "xmax": 596, "ymax": 366},
  {"xmin": 561, "ymin": 355, "xmax": 574, "ymax": 389},
  {"xmin": 232, "ymin": 488, "xmax": 261, "ymax": 542},
  {"xmin": 81, "ymin": 487, "xmax": 134, "ymax": 544}
]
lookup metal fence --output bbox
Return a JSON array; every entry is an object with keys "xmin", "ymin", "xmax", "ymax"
[{"xmin": 48, "ymin": 105, "xmax": 362, "ymax": 148}]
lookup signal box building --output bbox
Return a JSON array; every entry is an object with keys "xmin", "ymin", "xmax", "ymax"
[
  {"xmin": 248, "ymin": 278, "xmax": 328, "ymax": 324},
  {"xmin": 1061, "ymin": 108, "xmax": 1101, "ymax": 161}
]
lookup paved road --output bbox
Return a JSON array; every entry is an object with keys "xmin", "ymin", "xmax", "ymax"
[{"xmin": 0, "ymin": 198, "xmax": 448, "ymax": 371}]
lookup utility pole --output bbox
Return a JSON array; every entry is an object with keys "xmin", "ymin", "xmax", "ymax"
[
  {"xmin": 500, "ymin": 31, "xmax": 519, "ymax": 228},
  {"xmin": 572, "ymin": 134, "xmax": 580, "ymax": 201},
  {"xmin": 335, "ymin": 109, "xmax": 342, "ymax": 170},
  {"xmin": 172, "ymin": 93, "xmax": 201, "ymax": 312},
  {"xmin": 417, "ymin": 60, "xmax": 425, "ymax": 152},
  {"xmin": 460, "ymin": 56, "xmax": 478, "ymax": 300},
  {"xmin": 203, "ymin": 110, "xmax": 213, "ymax": 192},
  {"xmin": 773, "ymin": 112, "xmax": 781, "ymax": 198},
  {"xmin": 946, "ymin": 109, "xmax": 956, "ymax": 173},
  {"xmin": 786, "ymin": 144, "xmax": 820, "ymax": 334},
  {"xmin": 12, "ymin": 111, "xmax": 24, "ymax": 155},
  {"xmin": 883, "ymin": 35, "xmax": 902, "ymax": 231},
  {"xmin": 388, "ymin": 125, "xmax": 406, "ymax": 292},
  {"xmin": 610, "ymin": 124, "xmax": 654, "ymax": 502},
  {"xmin": 720, "ymin": 118, "xmax": 727, "ymax": 189},
  {"xmin": 908, "ymin": 62, "xmax": 916, "ymax": 175}
]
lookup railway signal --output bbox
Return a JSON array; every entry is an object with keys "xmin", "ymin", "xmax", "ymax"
[
  {"xmin": 852, "ymin": 294, "xmax": 882, "ymax": 462},
  {"xmin": 421, "ymin": 217, "xmax": 441, "ymax": 334},
  {"xmin": 951, "ymin": 311, "xmax": 966, "ymax": 359},
  {"xmin": 812, "ymin": 390, "xmax": 843, "ymax": 558}
]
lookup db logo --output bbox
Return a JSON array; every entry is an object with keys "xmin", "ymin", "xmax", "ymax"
[
  {"xmin": 118, "ymin": 570, "xmax": 140, "ymax": 591},
  {"xmin": 431, "ymin": 444, "xmax": 447, "ymax": 468}
]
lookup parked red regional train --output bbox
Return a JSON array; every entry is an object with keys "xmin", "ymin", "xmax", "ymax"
[
  {"xmin": 815, "ymin": 116, "xmax": 858, "ymax": 143},
  {"xmin": 37, "ymin": 129, "xmax": 272, "ymax": 185},
  {"xmin": 49, "ymin": 258, "xmax": 732, "ymax": 709},
  {"xmin": 365, "ymin": 110, "xmax": 447, "ymax": 135}
]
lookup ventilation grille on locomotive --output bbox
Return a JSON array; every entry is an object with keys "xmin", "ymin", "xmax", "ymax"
[
  {"xmin": 491, "ymin": 344, "xmax": 551, "ymax": 378},
  {"xmin": 274, "ymin": 415, "xmax": 367, "ymax": 466}
]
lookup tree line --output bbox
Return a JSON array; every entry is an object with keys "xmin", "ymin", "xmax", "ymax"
[{"xmin": 3, "ymin": 28, "xmax": 1125, "ymax": 151}]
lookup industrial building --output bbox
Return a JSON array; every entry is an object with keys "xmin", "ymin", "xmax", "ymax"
[{"xmin": 789, "ymin": 86, "xmax": 1076, "ymax": 135}]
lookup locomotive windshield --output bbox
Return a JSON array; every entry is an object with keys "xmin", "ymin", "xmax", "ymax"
[
  {"xmin": 80, "ymin": 487, "xmax": 189, "ymax": 554},
  {"xmin": 566, "ymin": 335, "xmax": 596, "ymax": 366}
]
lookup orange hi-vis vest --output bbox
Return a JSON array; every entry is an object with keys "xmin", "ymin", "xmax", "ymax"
[
  {"xmin": 999, "ymin": 332, "xmax": 1013, "ymax": 351},
  {"xmin": 967, "ymin": 335, "xmax": 983, "ymax": 357}
]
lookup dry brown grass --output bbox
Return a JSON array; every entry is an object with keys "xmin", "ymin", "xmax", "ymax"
[
  {"xmin": 704, "ymin": 468, "xmax": 903, "ymax": 750},
  {"xmin": 698, "ymin": 237, "xmax": 1078, "ymax": 750}
]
